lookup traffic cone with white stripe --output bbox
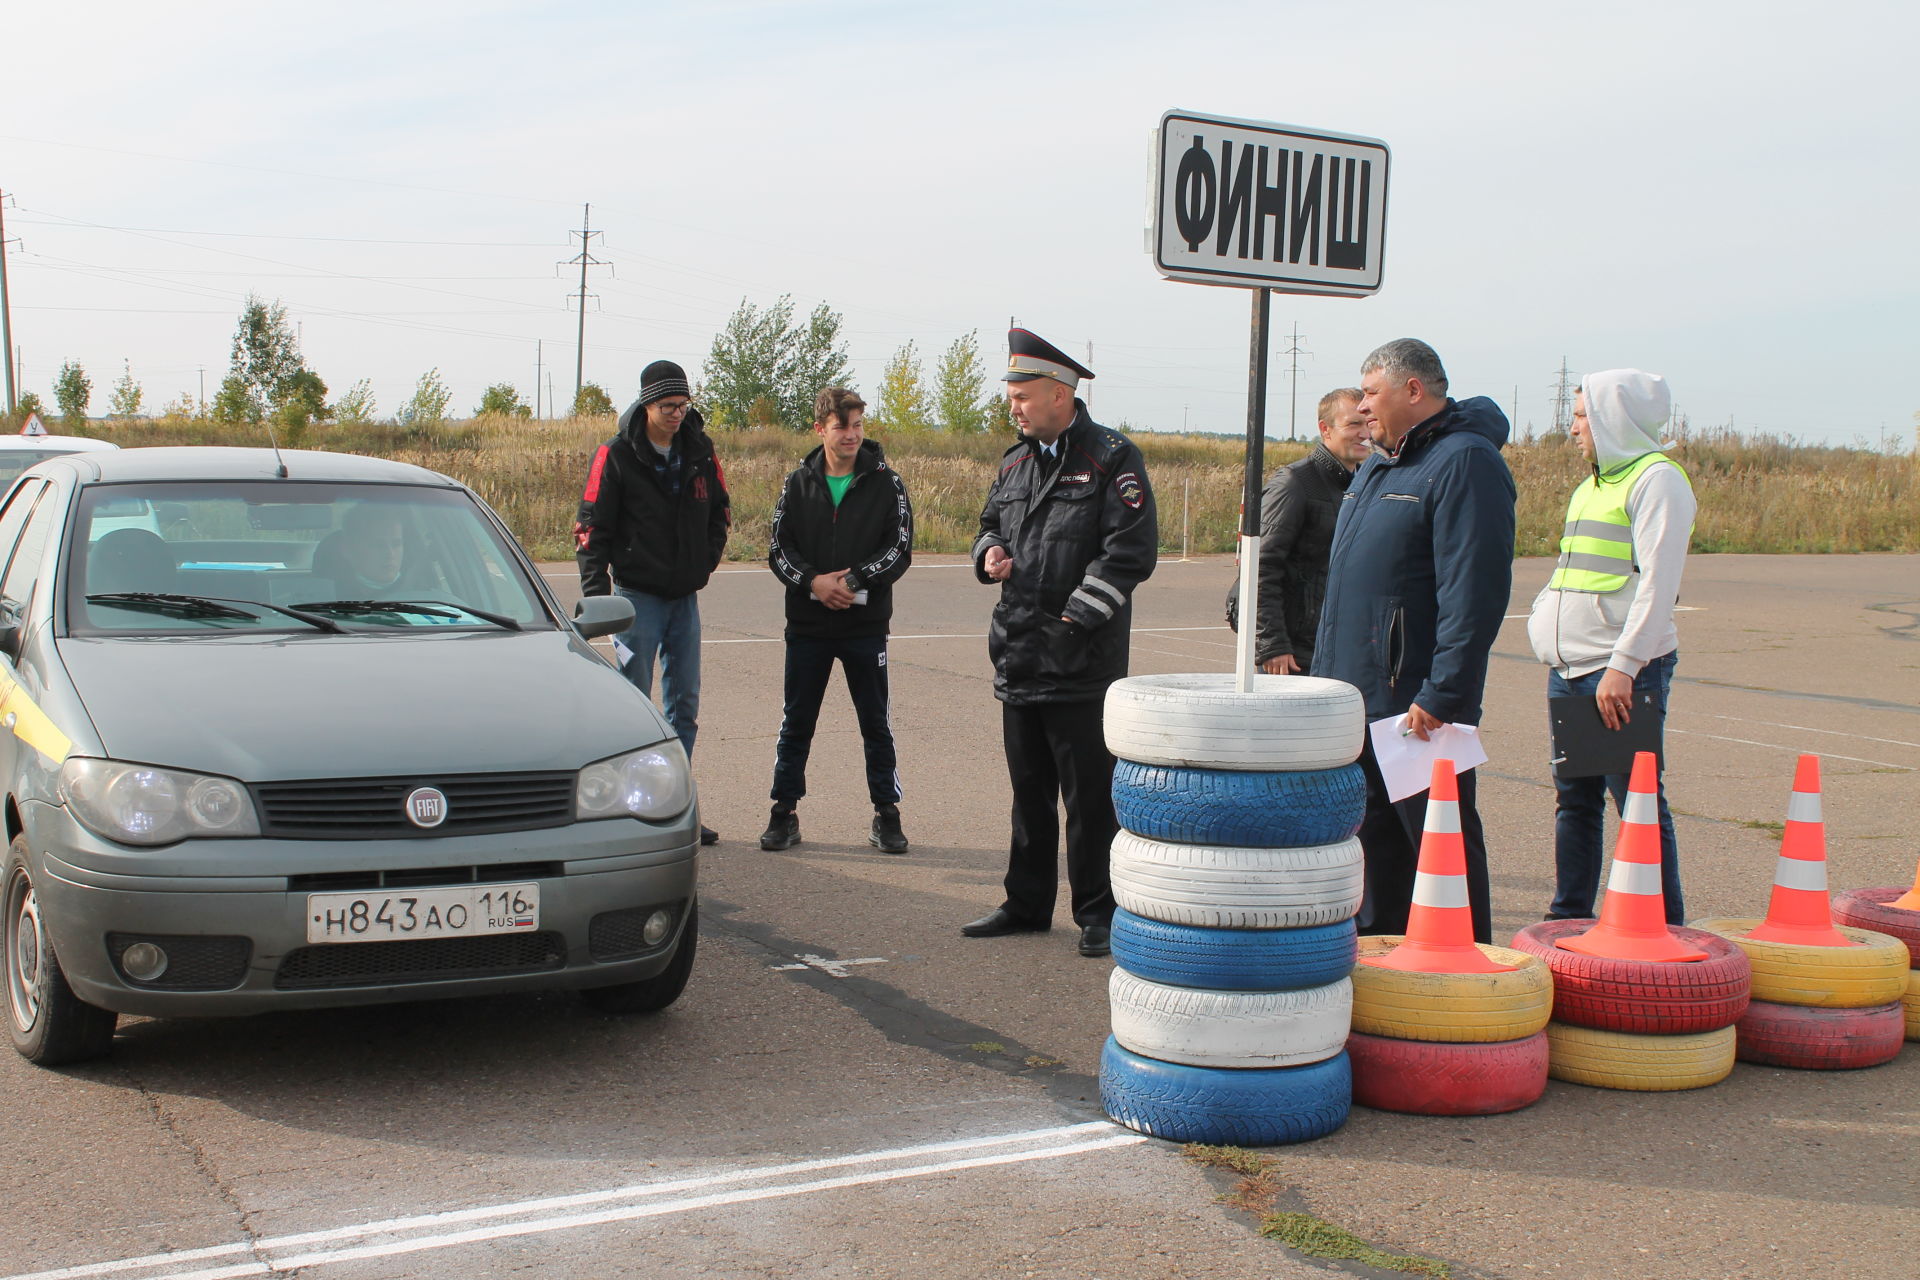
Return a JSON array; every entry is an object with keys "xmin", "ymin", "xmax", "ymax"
[
  {"xmin": 1362, "ymin": 758, "xmax": 1514, "ymax": 974},
  {"xmin": 1558, "ymin": 751, "xmax": 1709, "ymax": 962},
  {"xmin": 1747, "ymin": 755, "xmax": 1859, "ymax": 947}
]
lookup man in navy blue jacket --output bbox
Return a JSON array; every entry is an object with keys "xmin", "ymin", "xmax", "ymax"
[{"xmin": 1314, "ymin": 339, "xmax": 1516, "ymax": 943}]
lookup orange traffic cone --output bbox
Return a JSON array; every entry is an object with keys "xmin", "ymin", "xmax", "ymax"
[
  {"xmin": 1362, "ymin": 758, "xmax": 1514, "ymax": 974},
  {"xmin": 1558, "ymin": 751, "xmax": 1708, "ymax": 962},
  {"xmin": 1748, "ymin": 755, "xmax": 1858, "ymax": 947},
  {"xmin": 1891, "ymin": 856, "xmax": 1920, "ymax": 913}
]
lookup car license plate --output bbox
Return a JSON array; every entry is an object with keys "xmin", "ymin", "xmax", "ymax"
[{"xmin": 306, "ymin": 883, "xmax": 540, "ymax": 944}]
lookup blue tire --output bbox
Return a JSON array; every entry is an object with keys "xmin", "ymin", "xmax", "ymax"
[
  {"xmin": 1100, "ymin": 1038, "xmax": 1351, "ymax": 1146},
  {"xmin": 1112, "ymin": 761, "xmax": 1365, "ymax": 848},
  {"xmin": 1110, "ymin": 910, "xmax": 1358, "ymax": 992}
]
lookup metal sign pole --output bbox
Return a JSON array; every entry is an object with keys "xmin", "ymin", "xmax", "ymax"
[{"xmin": 1235, "ymin": 287, "xmax": 1270, "ymax": 692}]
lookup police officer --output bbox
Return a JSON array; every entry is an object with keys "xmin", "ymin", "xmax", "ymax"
[{"xmin": 961, "ymin": 330, "xmax": 1158, "ymax": 958}]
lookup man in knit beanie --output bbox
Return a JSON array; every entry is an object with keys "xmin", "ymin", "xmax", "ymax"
[{"xmin": 576, "ymin": 359, "xmax": 732, "ymax": 844}]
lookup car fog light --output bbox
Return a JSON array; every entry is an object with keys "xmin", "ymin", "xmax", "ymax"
[
  {"xmin": 642, "ymin": 909, "xmax": 673, "ymax": 947},
  {"xmin": 121, "ymin": 942, "xmax": 169, "ymax": 981}
]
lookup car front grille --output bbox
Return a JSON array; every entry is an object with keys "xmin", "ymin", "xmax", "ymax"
[
  {"xmin": 273, "ymin": 932, "xmax": 567, "ymax": 989},
  {"xmin": 253, "ymin": 772, "xmax": 575, "ymax": 840}
]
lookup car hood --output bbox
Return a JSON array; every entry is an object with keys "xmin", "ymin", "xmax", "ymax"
[{"xmin": 56, "ymin": 630, "xmax": 671, "ymax": 781}]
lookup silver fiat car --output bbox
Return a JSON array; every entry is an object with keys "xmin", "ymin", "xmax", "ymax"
[{"xmin": 0, "ymin": 448, "xmax": 700, "ymax": 1065}]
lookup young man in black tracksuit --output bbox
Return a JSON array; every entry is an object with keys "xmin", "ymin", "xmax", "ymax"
[{"xmin": 760, "ymin": 386, "xmax": 914, "ymax": 853}]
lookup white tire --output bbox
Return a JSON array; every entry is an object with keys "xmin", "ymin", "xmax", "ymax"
[
  {"xmin": 1111, "ymin": 831, "xmax": 1364, "ymax": 928},
  {"xmin": 1109, "ymin": 969, "xmax": 1353, "ymax": 1069},
  {"xmin": 1104, "ymin": 672, "xmax": 1365, "ymax": 771}
]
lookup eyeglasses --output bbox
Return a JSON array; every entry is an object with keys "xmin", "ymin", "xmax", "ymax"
[{"xmin": 655, "ymin": 400, "xmax": 693, "ymax": 416}]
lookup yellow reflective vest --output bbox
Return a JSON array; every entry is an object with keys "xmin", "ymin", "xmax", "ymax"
[{"xmin": 1547, "ymin": 453, "xmax": 1692, "ymax": 594}]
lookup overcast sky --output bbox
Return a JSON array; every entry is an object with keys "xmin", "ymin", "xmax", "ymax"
[{"xmin": 5, "ymin": 0, "xmax": 1915, "ymax": 447}]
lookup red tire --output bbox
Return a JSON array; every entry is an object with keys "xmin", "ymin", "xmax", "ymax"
[
  {"xmin": 1734, "ymin": 998, "xmax": 1906, "ymax": 1070},
  {"xmin": 1347, "ymin": 1030, "xmax": 1548, "ymax": 1116},
  {"xmin": 1831, "ymin": 888, "xmax": 1920, "ymax": 960},
  {"xmin": 1510, "ymin": 920, "xmax": 1751, "ymax": 1034}
]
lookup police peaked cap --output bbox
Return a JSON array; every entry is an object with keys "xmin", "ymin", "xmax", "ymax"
[{"xmin": 1003, "ymin": 328, "xmax": 1094, "ymax": 389}]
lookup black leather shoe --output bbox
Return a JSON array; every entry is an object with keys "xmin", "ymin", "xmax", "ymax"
[
  {"xmin": 758, "ymin": 807, "xmax": 799, "ymax": 852},
  {"xmin": 869, "ymin": 804, "xmax": 908, "ymax": 854},
  {"xmin": 960, "ymin": 909, "xmax": 1050, "ymax": 938},
  {"xmin": 1077, "ymin": 924, "xmax": 1112, "ymax": 957},
  {"xmin": 700, "ymin": 824, "xmax": 720, "ymax": 846}
]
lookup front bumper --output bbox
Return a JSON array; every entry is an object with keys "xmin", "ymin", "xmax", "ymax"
[{"xmin": 21, "ymin": 802, "xmax": 699, "ymax": 1018}]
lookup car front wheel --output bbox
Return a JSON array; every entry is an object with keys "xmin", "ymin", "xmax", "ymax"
[
  {"xmin": 578, "ymin": 901, "xmax": 698, "ymax": 1015},
  {"xmin": 4, "ymin": 834, "xmax": 117, "ymax": 1065}
]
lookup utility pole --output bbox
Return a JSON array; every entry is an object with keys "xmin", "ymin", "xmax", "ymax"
[
  {"xmin": 534, "ymin": 340, "xmax": 543, "ymax": 419},
  {"xmin": 1279, "ymin": 322, "xmax": 1308, "ymax": 440},
  {"xmin": 1550, "ymin": 357, "xmax": 1576, "ymax": 436},
  {"xmin": 1084, "ymin": 340, "xmax": 1094, "ymax": 407},
  {"xmin": 561, "ymin": 203, "xmax": 607, "ymax": 406},
  {"xmin": 198, "ymin": 367, "xmax": 206, "ymax": 409},
  {"xmin": 0, "ymin": 190, "xmax": 17, "ymax": 414}
]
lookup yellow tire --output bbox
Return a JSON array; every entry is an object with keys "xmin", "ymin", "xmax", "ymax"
[
  {"xmin": 1348, "ymin": 937, "xmax": 1553, "ymax": 1043},
  {"xmin": 1545, "ymin": 1021, "xmax": 1736, "ymax": 1091},
  {"xmin": 1905, "ymin": 970, "xmax": 1919, "ymax": 1043},
  {"xmin": 1689, "ymin": 917, "xmax": 1909, "ymax": 1008}
]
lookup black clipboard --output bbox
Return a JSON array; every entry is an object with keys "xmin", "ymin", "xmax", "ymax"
[{"xmin": 1548, "ymin": 692, "xmax": 1664, "ymax": 779}]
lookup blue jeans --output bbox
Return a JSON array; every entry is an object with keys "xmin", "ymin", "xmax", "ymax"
[
  {"xmin": 615, "ymin": 588, "xmax": 701, "ymax": 758},
  {"xmin": 1547, "ymin": 651, "xmax": 1683, "ymax": 924}
]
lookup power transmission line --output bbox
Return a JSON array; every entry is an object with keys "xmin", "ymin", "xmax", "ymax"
[
  {"xmin": 1280, "ymin": 322, "xmax": 1310, "ymax": 440},
  {"xmin": 0, "ymin": 189, "xmax": 16, "ymax": 412},
  {"xmin": 1550, "ymin": 357, "xmax": 1576, "ymax": 436},
  {"xmin": 562, "ymin": 204, "xmax": 608, "ymax": 404}
]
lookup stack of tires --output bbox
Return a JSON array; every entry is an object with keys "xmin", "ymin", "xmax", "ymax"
[
  {"xmin": 1833, "ymin": 884, "xmax": 1920, "ymax": 1043},
  {"xmin": 1510, "ymin": 921, "xmax": 1750, "ymax": 1093},
  {"xmin": 1096, "ymin": 673, "xmax": 1366, "ymax": 1146},
  {"xmin": 1692, "ymin": 915, "xmax": 1909, "ymax": 1070},
  {"xmin": 1346, "ymin": 938, "xmax": 1555, "ymax": 1115}
]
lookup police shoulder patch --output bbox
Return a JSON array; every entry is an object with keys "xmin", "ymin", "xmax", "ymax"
[{"xmin": 1116, "ymin": 471, "xmax": 1145, "ymax": 510}]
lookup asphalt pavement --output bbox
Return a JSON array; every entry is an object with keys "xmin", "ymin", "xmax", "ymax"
[{"xmin": 1, "ymin": 551, "xmax": 1915, "ymax": 1280}]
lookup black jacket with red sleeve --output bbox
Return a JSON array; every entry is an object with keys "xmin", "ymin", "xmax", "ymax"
[{"xmin": 574, "ymin": 404, "xmax": 731, "ymax": 600}]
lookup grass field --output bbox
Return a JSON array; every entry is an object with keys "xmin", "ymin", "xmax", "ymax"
[{"xmin": 78, "ymin": 414, "xmax": 1919, "ymax": 563}]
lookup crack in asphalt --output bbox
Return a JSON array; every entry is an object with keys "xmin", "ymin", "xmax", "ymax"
[
  {"xmin": 131, "ymin": 1075, "xmax": 276, "ymax": 1273},
  {"xmin": 694, "ymin": 896, "xmax": 1103, "ymax": 1114}
]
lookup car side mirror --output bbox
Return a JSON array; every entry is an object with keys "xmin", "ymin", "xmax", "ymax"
[{"xmin": 572, "ymin": 594, "xmax": 634, "ymax": 640}]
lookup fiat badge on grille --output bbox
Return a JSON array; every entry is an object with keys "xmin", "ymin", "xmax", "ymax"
[{"xmin": 405, "ymin": 787, "xmax": 448, "ymax": 828}]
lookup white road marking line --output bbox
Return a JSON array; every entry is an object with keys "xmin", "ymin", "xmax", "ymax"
[
  {"xmin": 1665, "ymin": 727, "xmax": 1911, "ymax": 771},
  {"xmin": 1693, "ymin": 713, "xmax": 1920, "ymax": 751},
  {"xmin": 769, "ymin": 954, "xmax": 889, "ymax": 977},
  {"xmin": 7, "ymin": 1123, "xmax": 1136, "ymax": 1280}
]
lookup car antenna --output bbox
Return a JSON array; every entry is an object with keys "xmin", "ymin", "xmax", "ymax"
[{"xmin": 261, "ymin": 416, "xmax": 290, "ymax": 478}]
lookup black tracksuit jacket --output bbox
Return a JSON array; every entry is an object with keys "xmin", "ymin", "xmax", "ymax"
[
  {"xmin": 575, "ymin": 405, "xmax": 731, "ymax": 599},
  {"xmin": 767, "ymin": 438, "xmax": 913, "ymax": 640}
]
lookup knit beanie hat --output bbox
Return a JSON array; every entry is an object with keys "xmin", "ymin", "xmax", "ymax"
[{"xmin": 638, "ymin": 360, "xmax": 691, "ymax": 406}]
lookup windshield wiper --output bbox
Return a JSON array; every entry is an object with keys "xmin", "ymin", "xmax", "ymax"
[
  {"xmin": 292, "ymin": 599, "xmax": 523, "ymax": 631},
  {"xmin": 86, "ymin": 592, "xmax": 345, "ymax": 633}
]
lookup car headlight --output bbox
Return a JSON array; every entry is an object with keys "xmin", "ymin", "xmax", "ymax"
[
  {"xmin": 575, "ymin": 742, "xmax": 692, "ymax": 822},
  {"xmin": 59, "ymin": 759, "xmax": 260, "ymax": 846}
]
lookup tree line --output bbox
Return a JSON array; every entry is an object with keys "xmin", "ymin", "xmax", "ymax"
[{"xmin": 4, "ymin": 294, "xmax": 1011, "ymax": 436}]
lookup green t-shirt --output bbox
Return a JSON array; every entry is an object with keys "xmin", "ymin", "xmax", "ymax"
[{"xmin": 824, "ymin": 471, "xmax": 854, "ymax": 507}]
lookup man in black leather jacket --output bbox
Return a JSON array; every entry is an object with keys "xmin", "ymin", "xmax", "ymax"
[
  {"xmin": 961, "ymin": 330, "xmax": 1158, "ymax": 958},
  {"xmin": 1225, "ymin": 388, "xmax": 1371, "ymax": 673}
]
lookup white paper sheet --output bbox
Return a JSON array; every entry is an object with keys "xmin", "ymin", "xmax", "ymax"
[
  {"xmin": 611, "ymin": 637, "xmax": 634, "ymax": 671},
  {"xmin": 1367, "ymin": 714, "xmax": 1489, "ymax": 804}
]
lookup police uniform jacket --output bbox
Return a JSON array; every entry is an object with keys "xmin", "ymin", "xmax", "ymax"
[
  {"xmin": 575, "ymin": 405, "xmax": 731, "ymax": 600},
  {"xmin": 768, "ymin": 438, "xmax": 913, "ymax": 640},
  {"xmin": 972, "ymin": 405, "xmax": 1158, "ymax": 706}
]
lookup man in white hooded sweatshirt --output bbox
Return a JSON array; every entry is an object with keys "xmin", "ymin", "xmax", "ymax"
[{"xmin": 1527, "ymin": 370, "xmax": 1695, "ymax": 924}]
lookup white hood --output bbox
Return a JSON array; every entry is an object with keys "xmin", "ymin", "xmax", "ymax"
[{"xmin": 1581, "ymin": 369, "xmax": 1670, "ymax": 472}]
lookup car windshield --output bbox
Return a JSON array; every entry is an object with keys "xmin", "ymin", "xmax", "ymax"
[
  {"xmin": 65, "ymin": 481, "xmax": 553, "ymax": 635},
  {"xmin": 0, "ymin": 449, "xmax": 81, "ymax": 485}
]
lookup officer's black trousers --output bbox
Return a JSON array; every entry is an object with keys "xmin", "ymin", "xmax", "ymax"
[
  {"xmin": 1354, "ymin": 739, "xmax": 1493, "ymax": 944},
  {"xmin": 1000, "ymin": 700, "xmax": 1117, "ymax": 928}
]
